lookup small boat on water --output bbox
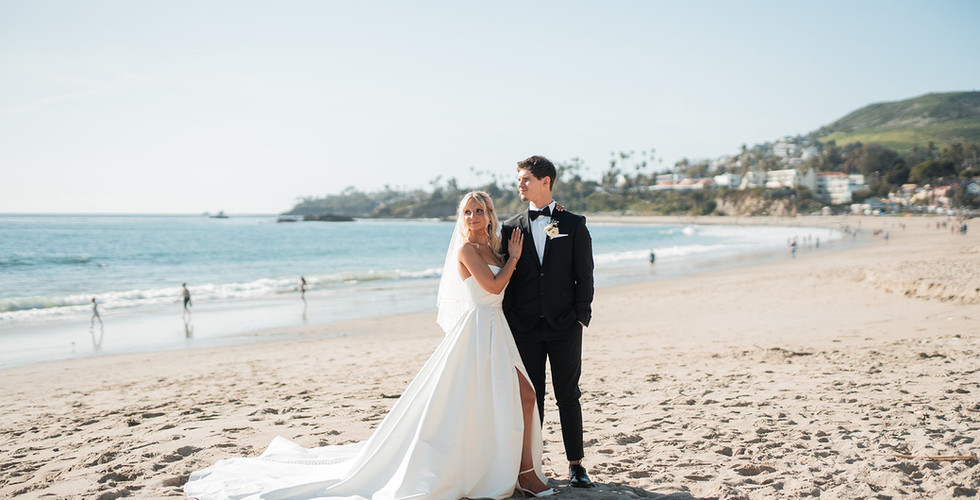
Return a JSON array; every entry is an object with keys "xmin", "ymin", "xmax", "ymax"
[{"xmin": 209, "ymin": 211, "xmax": 229, "ymax": 219}]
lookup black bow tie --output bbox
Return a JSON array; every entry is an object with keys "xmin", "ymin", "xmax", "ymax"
[{"xmin": 528, "ymin": 206, "xmax": 551, "ymax": 221}]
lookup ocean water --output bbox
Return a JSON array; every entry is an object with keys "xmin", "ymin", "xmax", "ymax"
[{"xmin": 0, "ymin": 214, "xmax": 844, "ymax": 368}]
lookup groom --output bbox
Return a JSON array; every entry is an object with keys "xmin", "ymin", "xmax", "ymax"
[{"xmin": 501, "ymin": 155, "xmax": 595, "ymax": 488}]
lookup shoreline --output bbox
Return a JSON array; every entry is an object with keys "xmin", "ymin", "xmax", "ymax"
[
  {"xmin": 2, "ymin": 215, "xmax": 978, "ymax": 498},
  {"xmin": 0, "ymin": 215, "xmax": 857, "ymax": 371},
  {"xmin": 2, "ymin": 215, "xmax": 951, "ymax": 370},
  {"xmin": 587, "ymin": 213, "xmax": 886, "ymax": 226}
]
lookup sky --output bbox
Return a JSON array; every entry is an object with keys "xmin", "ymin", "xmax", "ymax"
[{"xmin": 1, "ymin": 1, "xmax": 978, "ymax": 214}]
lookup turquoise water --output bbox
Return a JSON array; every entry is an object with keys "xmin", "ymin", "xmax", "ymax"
[{"xmin": 0, "ymin": 214, "xmax": 842, "ymax": 368}]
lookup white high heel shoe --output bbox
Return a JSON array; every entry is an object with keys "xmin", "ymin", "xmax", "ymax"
[{"xmin": 516, "ymin": 468, "xmax": 557, "ymax": 497}]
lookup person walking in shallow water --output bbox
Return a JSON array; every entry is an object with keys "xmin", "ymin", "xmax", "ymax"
[
  {"xmin": 90, "ymin": 297, "xmax": 103, "ymax": 329},
  {"xmin": 181, "ymin": 283, "xmax": 192, "ymax": 316},
  {"xmin": 299, "ymin": 276, "xmax": 307, "ymax": 301}
]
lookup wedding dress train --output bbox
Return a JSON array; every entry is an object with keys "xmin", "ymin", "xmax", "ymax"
[{"xmin": 185, "ymin": 266, "xmax": 545, "ymax": 500}]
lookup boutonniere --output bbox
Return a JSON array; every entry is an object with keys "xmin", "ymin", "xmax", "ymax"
[{"xmin": 544, "ymin": 219, "xmax": 560, "ymax": 239}]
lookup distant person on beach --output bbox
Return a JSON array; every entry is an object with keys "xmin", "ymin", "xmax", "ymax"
[
  {"xmin": 649, "ymin": 250, "xmax": 656, "ymax": 264},
  {"xmin": 90, "ymin": 298, "xmax": 103, "ymax": 328},
  {"xmin": 181, "ymin": 283, "xmax": 192, "ymax": 314},
  {"xmin": 299, "ymin": 276, "xmax": 307, "ymax": 300},
  {"xmin": 185, "ymin": 190, "xmax": 558, "ymax": 498}
]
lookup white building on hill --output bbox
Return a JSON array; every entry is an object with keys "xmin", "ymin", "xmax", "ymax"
[
  {"xmin": 765, "ymin": 168, "xmax": 802, "ymax": 189},
  {"xmin": 804, "ymin": 173, "xmax": 868, "ymax": 204},
  {"xmin": 713, "ymin": 173, "xmax": 741, "ymax": 188},
  {"xmin": 740, "ymin": 171, "xmax": 767, "ymax": 189}
]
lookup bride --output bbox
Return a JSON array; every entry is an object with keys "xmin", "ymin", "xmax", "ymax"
[{"xmin": 184, "ymin": 191, "xmax": 557, "ymax": 499}]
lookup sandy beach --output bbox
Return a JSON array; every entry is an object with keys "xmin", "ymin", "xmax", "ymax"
[{"xmin": 1, "ymin": 215, "xmax": 977, "ymax": 499}]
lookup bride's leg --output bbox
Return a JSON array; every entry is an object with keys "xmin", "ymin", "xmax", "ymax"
[{"xmin": 516, "ymin": 368, "xmax": 548, "ymax": 492}]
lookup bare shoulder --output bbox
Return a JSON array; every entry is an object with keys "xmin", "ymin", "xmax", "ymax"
[{"xmin": 457, "ymin": 242, "xmax": 479, "ymax": 260}]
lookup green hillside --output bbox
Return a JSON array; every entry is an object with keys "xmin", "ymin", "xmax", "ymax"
[{"xmin": 813, "ymin": 91, "xmax": 980, "ymax": 151}]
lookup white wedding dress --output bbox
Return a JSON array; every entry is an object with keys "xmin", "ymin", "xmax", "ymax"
[{"xmin": 184, "ymin": 265, "xmax": 545, "ymax": 500}]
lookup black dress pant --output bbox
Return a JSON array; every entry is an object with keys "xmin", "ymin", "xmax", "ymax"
[{"xmin": 514, "ymin": 319, "xmax": 584, "ymax": 462}]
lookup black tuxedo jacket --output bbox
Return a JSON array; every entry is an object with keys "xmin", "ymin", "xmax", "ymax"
[{"xmin": 501, "ymin": 209, "xmax": 594, "ymax": 334}]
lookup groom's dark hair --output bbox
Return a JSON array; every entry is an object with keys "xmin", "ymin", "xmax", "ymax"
[{"xmin": 517, "ymin": 155, "xmax": 557, "ymax": 189}]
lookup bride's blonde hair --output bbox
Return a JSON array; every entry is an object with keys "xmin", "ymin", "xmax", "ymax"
[{"xmin": 456, "ymin": 191, "xmax": 503, "ymax": 259}]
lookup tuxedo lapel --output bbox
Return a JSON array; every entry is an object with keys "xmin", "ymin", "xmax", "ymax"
[
  {"xmin": 541, "ymin": 218, "xmax": 553, "ymax": 264},
  {"xmin": 541, "ymin": 211, "xmax": 563, "ymax": 265},
  {"xmin": 518, "ymin": 211, "xmax": 540, "ymax": 270}
]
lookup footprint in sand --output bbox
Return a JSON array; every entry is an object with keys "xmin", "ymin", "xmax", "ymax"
[
  {"xmin": 87, "ymin": 450, "xmax": 118, "ymax": 467},
  {"xmin": 97, "ymin": 469, "xmax": 138, "ymax": 485},
  {"xmin": 161, "ymin": 474, "xmax": 189, "ymax": 487},
  {"xmin": 158, "ymin": 445, "xmax": 201, "ymax": 465},
  {"xmin": 95, "ymin": 487, "xmax": 131, "ymax": 500},
  {"xmin": 735, "ymin": 464, "xmax": 776, "ymax": 476}
]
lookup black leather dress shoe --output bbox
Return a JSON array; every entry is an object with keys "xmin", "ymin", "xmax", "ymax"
[{"xmin": 569, "ymin": 464, "xmax": 595, "ymax": 488}]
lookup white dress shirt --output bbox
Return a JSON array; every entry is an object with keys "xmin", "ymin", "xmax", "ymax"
[{"xmin": 528, "ymin": 201, "xmax": 555, "ymax": 265}]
